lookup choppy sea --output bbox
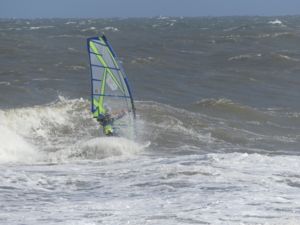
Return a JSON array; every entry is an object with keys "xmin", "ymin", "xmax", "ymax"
[{"xmin": 0, "ymin": 16, "xmax": 300, "ymax": 224}]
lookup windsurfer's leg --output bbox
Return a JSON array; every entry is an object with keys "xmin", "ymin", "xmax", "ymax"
[
  {"xmin": 106, "ymin": 131, "xmax": 113, "ymax": 136},
  {"xmin": 104, "ymin": 125, "xmax": 114, "ymax": 136}
]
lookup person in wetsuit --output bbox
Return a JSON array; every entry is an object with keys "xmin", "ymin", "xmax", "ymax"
[{"xmin": 97, "ymin": 109, "xmax": 126, "ymax": 136}]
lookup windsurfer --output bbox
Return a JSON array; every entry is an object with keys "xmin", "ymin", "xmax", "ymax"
[
  {"xmin": 88, "ymin": 36, "xmax": 136, "ymax": 138},
  {"xmin": 97, "ymin": 109, "xmax": 126, "ymax": 136}
]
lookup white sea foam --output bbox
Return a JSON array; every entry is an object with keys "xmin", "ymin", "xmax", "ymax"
[
  {"xmin": 0, "ymin": 98, "xmax": 145, "ymax": 164},
  {"xmin": 1, "ymin": 100, "xmax": 300, "ymax": 224},
  {"xmin": 68, "ymin": 65, "xmax": 86, "ymax": 70},
  {"xmin": 0, "ymin": 124, "xmax": 42, "ymax": 163},
  {"xmin": 63, "ymin": 137, "xmax": 146, "ymax": 160},
  {"xmin": 268, "ymin": 19, "xmax": 283, "ymax": 25},
  {"xmin": 0, "ymin": 81, "xmax": 10, "ymax": 86},
  {"xmin": 48, "ymin": 136, "xmax": 149, "ymax": 163},
  {"xmin": 228, "ymin": 53, "xmax": 262, "ymax": 61},
  {"xmin": 65, "ymin": 21, "xmax": 77, "ymax": 25},
  {"xmin": 258, "ymin": 32, "xmax": 291, "ymax": 39},
  {"xmin": 276, "ymin": 54, "xmax": 300, "ymax": 62},
  {"xmin": 81, "ymin": 27, "xmax": 97, "ymax": 32},
  {"xmin": 0, "ymin": 100, "xmax": 75, "ymax": 163},
  {"xmin": 2, "ymin": 152, "xmax": 299, "ymax": 224},
  {"xmin": 67, "ymin": 47, "xmax": 80, "ymax": 52},
  {"xmin": 131, "ymin": 56, "xmax": 154, "ymax": 64},
  {"xmin": 29, "ymin": 26, "xmax": 54, "ymax": 30},
  {"xmin": 32, "ymin": 78, "xmax": 49, "ymax": 81},
  {"xmin": 49, "ymin": 34, "xmax": 86, "ymax": 39},
  {"xmin": 103, "ymin": 26, "xmax": 119, "ymax": 32}
]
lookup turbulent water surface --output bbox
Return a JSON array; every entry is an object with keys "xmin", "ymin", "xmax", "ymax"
[{"xmin": 1, "ymin": 16, "xmax": 300, "ymax": 224}]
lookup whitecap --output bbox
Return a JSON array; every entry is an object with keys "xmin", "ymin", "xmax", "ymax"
[
  {"xmin": 276, "ymin": 54, "xmax": 300, "ymax": 62},
  {"xmin": 68, "ymin": 65, "xmax": 86, "ymax": 70},
  {"xmin": 268, "ymin": 19, "xmax": 283, "ymax": 25},
  {"xmin": 0, "ymin": 81, "xmax": 10, "ymax": 86},
  {"xmin": 131, "ymin": 56, "xmax": 154, "ymax": 64},
  {"xmin": 65, "ymin": 21, "xmax": 76, "ymax": 25},
  {"xmin": 228, "ymin": 54, "xmax": 253, "ymax": 61},
  {"xmin": 103, "ymin": 26, "xmax": 119, "ymax": 32},
  {"xmin": 29, "ymin": 26, "xmax": 54, "ymax": 30},
  {"xmin": 81, "ymin": 27, "xmax": 96, "ymax": 32}
]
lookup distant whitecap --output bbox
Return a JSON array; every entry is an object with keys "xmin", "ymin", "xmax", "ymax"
[
  {"xmin": 268, "ymin": 19, "xmax": 283, "ymax": 25},
  {"xmin": 103, "ymin": 26, "xmax": 119, "ymax": 32}
]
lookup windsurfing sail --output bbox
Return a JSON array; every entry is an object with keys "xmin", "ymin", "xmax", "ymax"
[{"xmin": 87, "ymin": 35, "xmax": 136, "ymax": 136}]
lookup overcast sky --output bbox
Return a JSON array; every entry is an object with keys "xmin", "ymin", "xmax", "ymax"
[{"xmin": 1, "ymin": 0, "xmax": 300, "ymax": 18}]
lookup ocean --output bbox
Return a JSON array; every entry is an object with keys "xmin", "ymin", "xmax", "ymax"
[{"xmin": 0, "ymin": 16, "xmax": 300, "ymax": 224}]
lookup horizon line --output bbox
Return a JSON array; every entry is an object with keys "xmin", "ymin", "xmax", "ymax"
[{"xmin": 1, "ymin": 14, "xmax": 300, "ymax": 20}]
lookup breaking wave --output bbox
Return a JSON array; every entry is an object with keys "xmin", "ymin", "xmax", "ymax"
[{"xmin": 0, "ymin": 97, "xmax": 148, "ymax": 164}]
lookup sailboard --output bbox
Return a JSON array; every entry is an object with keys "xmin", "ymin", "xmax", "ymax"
[{"xmin": 87, "ymin": 35, "xmax": 136, "ymax": 137}]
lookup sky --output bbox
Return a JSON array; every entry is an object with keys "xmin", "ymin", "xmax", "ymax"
[{"xmin": 1, "ymin": 0, "xmax": 300, "ymax": 18}]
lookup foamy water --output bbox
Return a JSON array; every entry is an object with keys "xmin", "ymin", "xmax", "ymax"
[{"xmin": 0, "ymin": 99, "xmax": 299, "ymax": 224}]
